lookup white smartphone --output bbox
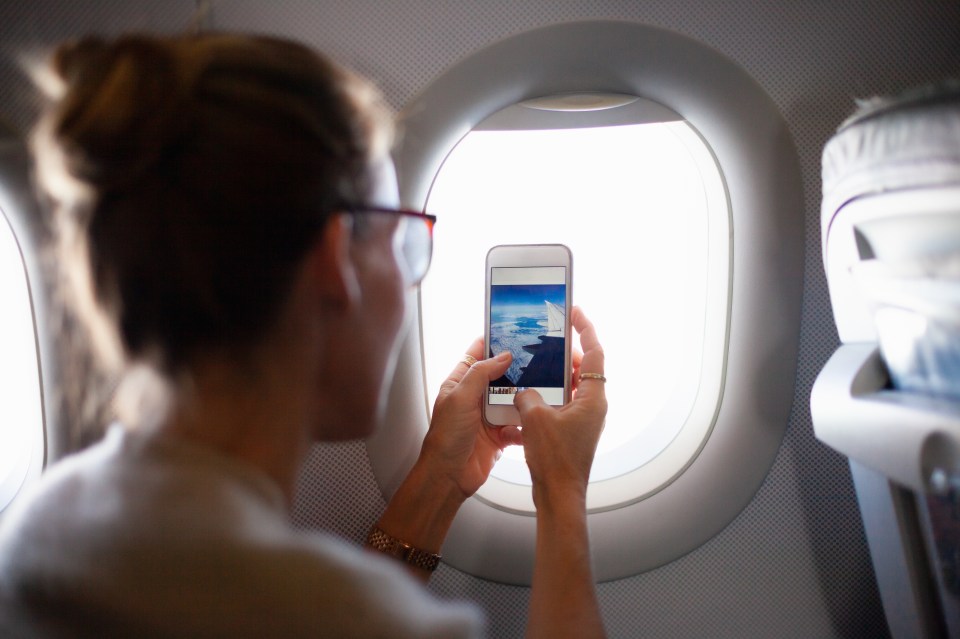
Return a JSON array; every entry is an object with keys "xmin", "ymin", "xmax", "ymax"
[{"xmin": 483, "ymin": 244, "xmax": 573, "ymax": 426}]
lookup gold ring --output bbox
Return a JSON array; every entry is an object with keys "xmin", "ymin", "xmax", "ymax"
[
  {"xmin": 461, "ymin": 355, "xmax": 478, "ymax": 367},
  {"xmin": 579, "ymin": 372, "xmax": 606, "ymax": 383}
]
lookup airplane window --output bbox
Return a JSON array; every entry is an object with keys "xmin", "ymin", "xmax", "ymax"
[
  {"xmin": 0, "ymin": 209, "xmax": 44, "ymax": 514},
  {"xmin": 381, "ymin": 20, "xmax": 803, "ymax": 583},
  {"xmin": 421, "ymin": 96, "xmax": 729, "ymax": 511}
]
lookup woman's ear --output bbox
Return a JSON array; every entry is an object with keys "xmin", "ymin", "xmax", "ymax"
[{"xmin": 309, "ymin": 214, "xmax": 361, "ymax": 309}]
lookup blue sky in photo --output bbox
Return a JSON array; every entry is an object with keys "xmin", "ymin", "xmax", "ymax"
[{"xmin": 490, "ymin": 284, "xmax": 565, "ymax": 316}]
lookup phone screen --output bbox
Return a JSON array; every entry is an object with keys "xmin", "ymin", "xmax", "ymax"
[{"xmin": 487, "ymin": 265, "xmax": 567, "ymax": 406}]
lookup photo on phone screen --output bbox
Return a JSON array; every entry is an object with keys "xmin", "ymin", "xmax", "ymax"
[{"xmin": 487, "ymin": 266, "xmax": 567, "ymax": 406}]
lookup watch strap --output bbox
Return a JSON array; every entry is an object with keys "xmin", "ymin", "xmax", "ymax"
[{"xmin": 366, "ymin": 526, "xmax": 442, "ymax": 572}]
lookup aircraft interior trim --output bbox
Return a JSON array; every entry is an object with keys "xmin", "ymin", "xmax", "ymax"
[{"xmin": 377, "ymin": 20, "xmax": 804, "ymax": 585}]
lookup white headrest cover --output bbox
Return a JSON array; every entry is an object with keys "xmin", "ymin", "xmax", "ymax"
[{"xmin": 822, "ymin": 81, "xmax": 960, "ymax": 218}]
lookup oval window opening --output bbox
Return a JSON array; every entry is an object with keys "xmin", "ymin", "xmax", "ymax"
[
  {"xmin": 0, "ymin": 209, "xmax": 44, "ymax": 513},
  {"xmin": 420, "ymin": 95, "xmax": 730, "ymax": 512}
]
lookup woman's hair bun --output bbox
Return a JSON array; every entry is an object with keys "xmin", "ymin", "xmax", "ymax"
[
  {"xmin": 48, "ymin": 35, "xmax": 188, "ymax": 191},
  {"xmin": 34, "ymin": 32, "xmax": 394, "ymax": 375}
]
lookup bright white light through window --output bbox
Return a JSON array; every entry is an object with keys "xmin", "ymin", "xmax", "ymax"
[
  {"xmin": 422, "ymin": 115, "xmax": 727, "ymax": 488},
  {"xmin": 0, "ymin": 211, "xmax": 43, "ymax": 512}
]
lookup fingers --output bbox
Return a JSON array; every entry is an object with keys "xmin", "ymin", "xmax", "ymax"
[
  {"xmin": 572, "ymin": 306, "xmax": 603, "ymax": 367},
  {"xmin": 438, "ymin": 335, "xmax": 511, "ymax": 399},
  {"xmin": 492, "ymin": 424, "xmax": 523, "ymax": 448},
  {"xmin": 459, "ymin": 350, "xmax": 511, "ymax": 397},
  {"xmin": 571, "ymin": 345, "xmax": 584, "ymax": 393},
  {"xmin": 572, "ymin": 347, "xmax": 584, "ymax": 370},
  {"xmin": 438, "ymin": 307, "xmax": 603, "ymax": 419},
  {"xmin": 570, "ymin": 306, "xmax": 604, "ymax": 396},
  {"xmin": 443, "ymin": 337, "xmax": 485, "ymax": 386},
  {"xmin": 513, "ymin": 387, "xmax": 547, "ymax": 418}
]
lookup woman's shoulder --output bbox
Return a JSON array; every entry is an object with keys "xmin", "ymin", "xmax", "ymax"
[
  {"xmin": 0, "ymin": 427, "xmax": 483, "ymax": 638},
  {"xmin": 0, "ymin": 426, "xmax": 127, "ymax": 546}
]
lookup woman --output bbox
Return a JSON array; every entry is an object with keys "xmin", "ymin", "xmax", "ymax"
[{"xmin": 0, "ymin": 33, "xmax": 607, "ymax": 638}]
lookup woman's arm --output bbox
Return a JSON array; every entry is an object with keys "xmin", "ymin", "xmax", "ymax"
[
  {"xmin": 526, "ymin": 484, "xmax": 604, "ymax": 639},
  {"xmin": 516, "ymin": 307, "xmax": 607, "ymax": 638},
  {"xmin": 372, "ymin": 306, "xmax": 608, "ymax": 639},
  {"xmin": 371, "ymin": 342, "xmax": 520, "ymax": 582}
]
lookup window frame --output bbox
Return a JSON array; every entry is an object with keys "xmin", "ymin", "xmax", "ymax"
[
  {"xmin": 368, "ymin": 20, "xmax": 804, "ymax": 584},
  {"xmin": 0, "ymin": 139, "xmax": 49, "ymax": 515}
]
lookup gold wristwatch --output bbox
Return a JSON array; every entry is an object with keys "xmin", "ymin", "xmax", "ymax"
[{"xmin": 366, "ymin": 526, "xmax": 441, "ymax": 572}]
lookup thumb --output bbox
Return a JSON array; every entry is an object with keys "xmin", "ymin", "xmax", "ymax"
[
  {"xmin": 458, "ymin": 350, "xmax": 512, "ymax": 397},
  {"xmin": 513, "ymin": 388, "xmax": 547, "ymax": 420}
]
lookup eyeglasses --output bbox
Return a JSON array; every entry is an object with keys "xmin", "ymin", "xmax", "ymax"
[{"xmin": 348, "ymin": 206, "xmax": 437, "ymax": 286}]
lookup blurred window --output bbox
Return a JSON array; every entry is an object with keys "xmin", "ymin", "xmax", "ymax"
[{"xmin": 0, "ymin": 210, "xmax": 44, "ymax": 513}]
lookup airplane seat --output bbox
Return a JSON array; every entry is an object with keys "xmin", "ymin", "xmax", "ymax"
[{"xmin": 812, "ymin": 81, "xmax": 960, "ymax": 639}]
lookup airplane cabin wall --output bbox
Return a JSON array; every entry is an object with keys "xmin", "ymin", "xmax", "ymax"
[{"xmin": 1, "ymin": 2, "xmax": 959, "ymax": 638}]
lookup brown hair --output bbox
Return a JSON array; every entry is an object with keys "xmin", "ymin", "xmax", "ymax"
[{"xmin": 33, "ymin": 33, "xmax": 393, "ymax": 377}]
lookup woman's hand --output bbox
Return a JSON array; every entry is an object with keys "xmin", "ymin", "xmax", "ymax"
[
  {"xmin": 515, "ymin": 306, "xmax": 607, "ymax": 502},
  {"xmin": 419, "ymin": 340, "xmax": 523, "ymax": 500},
  {"xmin": 375, "ymin": 342, "xmax": 524, "ymax": 582},
  {"xmin": 517, "ymin": 306, "xmax": 608, "ymax": 639}
]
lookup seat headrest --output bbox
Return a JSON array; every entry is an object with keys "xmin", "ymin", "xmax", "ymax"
[{"xmin": 822, "ymin": 80, "xmax": 960, "ymax": 218}]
